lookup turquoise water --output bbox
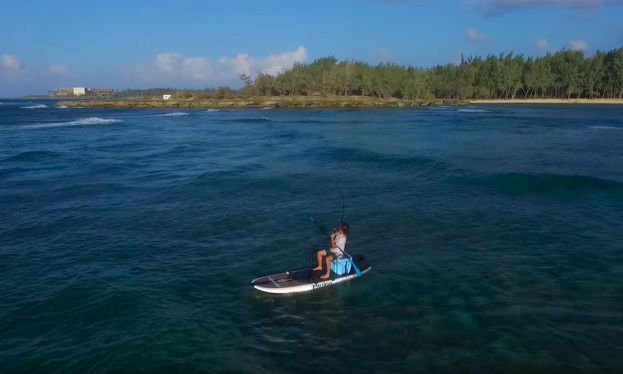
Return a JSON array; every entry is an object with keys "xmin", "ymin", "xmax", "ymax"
[{"xmin": 1, "ymin": 101, "xmax": 622, "ymax": 372}]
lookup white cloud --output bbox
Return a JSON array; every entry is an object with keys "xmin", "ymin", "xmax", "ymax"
[
  {"xmin": 568, "ymin": 39, "xmax": 589, "ymax": 51},
  {"xmin": 259, "ymin": 47, "xmax": 308, "ymax": 75},
  {"xmin": 49, "ymin": 63, "xmax": 69, "ymax": 75},
  {"xmin": 182, "ymin": 57, "xmax": 213, "ymax": 81},
  {"xmin": 466, "ymin": 27, "xmax": 488, "ymax": 42},
  {"xmin": 1, "ymin": 54, "xmax": 22, "ymax": 70},
  {"xmin": 228, "ymin": 54, "xmax": 252, "ymax": 75},
  {"xmin": 155, "ymin": 53, "xmax": 182, "ymax": 72},
  {"xmin": 145, "ymin": 46, "xmax": 307, "ymax": 86},
  {"xmin": 472, "ymin": 0, "xmax": 623, "ymax": 15},
  {"xmin": 537, "ymin": 38, "xmax": 549, "ymax": 50}
]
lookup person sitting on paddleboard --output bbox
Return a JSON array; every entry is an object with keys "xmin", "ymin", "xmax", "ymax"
[{"xmin": 313, "ymin": 223, "xmax": 350, "ymax": 280}]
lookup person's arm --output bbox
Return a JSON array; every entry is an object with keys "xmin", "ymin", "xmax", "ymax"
[{"xmin": 330, "ymin": 232, "xmax": 337, "ymax": 248}]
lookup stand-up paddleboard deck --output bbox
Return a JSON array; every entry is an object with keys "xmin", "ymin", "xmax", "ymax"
[{"xmin": 251, "ymin": 255, "xmax": 371, "ymax": 294}]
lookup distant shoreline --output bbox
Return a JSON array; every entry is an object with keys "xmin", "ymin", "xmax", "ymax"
[
  {"xmin": 58, "ymin": 96, "xmax": 464, "ymax": 109},
  {"xmin": 470, "ymin": 98, "xmax": 623, "ymax": 105},
  {"xmin": 57, "ymin": 97, "xmax": 623, "ymax": 109}
]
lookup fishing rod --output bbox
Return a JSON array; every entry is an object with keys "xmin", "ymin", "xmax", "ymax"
[
  {"xmin": 309, "ymin": 216, "xmax": 362, "ymax": 276},
  {"xmin": 310, "ymin": 216, "xmax": 331, "ymax": 238},
  {"xmin": 340, "ymin": 191, "xmax": 345, "ymax": 224}
]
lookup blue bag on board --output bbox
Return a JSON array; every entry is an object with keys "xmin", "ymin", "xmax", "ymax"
[{"xmin": 330, "ymin": 258, "xmax": 352, "ymax": 276}]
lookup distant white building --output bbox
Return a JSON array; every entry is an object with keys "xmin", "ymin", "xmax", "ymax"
[
  {"xmin": 163, "ymin": 94, "xmax": 172, "ymax": 100},
  {"xmin": 51, "ymin": 86, "xmax": 114, "ymax": 97}
]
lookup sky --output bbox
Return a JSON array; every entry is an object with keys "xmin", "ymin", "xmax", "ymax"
[{"xmin": 1, "ymin": 0, "xmax": 622, "ymax": 97}]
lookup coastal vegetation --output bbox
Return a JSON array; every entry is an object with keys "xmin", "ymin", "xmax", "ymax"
[
  {"xmin": 62, "ymin": 47, "xmax": 623, "ymax": 108},
  {"xmin": 244, "ymin": 48, "xmax": 623, "ymax": 100}
]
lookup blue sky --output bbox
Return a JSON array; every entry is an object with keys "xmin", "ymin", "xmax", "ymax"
[{"xmin": 1, "ymin": 0, "xmax": 622, "ymax": 96}]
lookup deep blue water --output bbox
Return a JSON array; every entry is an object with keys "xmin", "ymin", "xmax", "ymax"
[{"xmin": 1, "ymin": 100, "xmax": 623, "ymax": 372}]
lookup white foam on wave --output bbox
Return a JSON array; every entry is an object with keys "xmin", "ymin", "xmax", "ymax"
[
  {"xmin": 590, "ymin": 125, "xmax": 621, "ymax": 130},
  {"xmin": 154, "ymin": 112, "xmax": 189, "ymax": 117},
  {"xmin": 25, "ymin": 117, "xmax": 122, "ymax": 129},
  {"xmin": 457, "ymin": 108, "xmax": 489, "ymax": 113},
  {"xmin": 206, "ymin": 108, "xmax": 220, "ymax": 112},
  {"xmin": 57, "ymin": 105, "xmax": 68, "ymax": 109},
  {"xmin": 21, "ymin": 104, "xmax": 48, "ymax": 109},
  {"xmin": 260, "ymin": 107, "xmax": 272, "ymax": 110}
]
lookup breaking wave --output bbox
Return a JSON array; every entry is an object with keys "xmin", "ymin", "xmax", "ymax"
[
  {"xmin": 154, "ymin": 112, "xmax": 189, "ymax": 117},
  {"xmin": 21, "ymin": 104, "xmax": 48, "ymax": 109},
  {"xmin": 206, "ymin": 109, "xmax": 220, "ymax": 112},
  {"xmin": 590, "ymin": 125, "xmax": 621, "ymax": 130},
  {"xmin": 457, "ymin": 108, "xmax": 489, "ymax": 113},
  {"xmin": 25, "ymin": 117, "xmax": 122, "ymax": 129}
]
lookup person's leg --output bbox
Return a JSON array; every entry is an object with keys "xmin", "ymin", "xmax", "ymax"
[
  {"xmin": 313, "ymin": 249, "xmax": 327, "ymax": 271},
  {"xmin": 320, "ymin": 255, "xmax": 333, "ymax": 279}
]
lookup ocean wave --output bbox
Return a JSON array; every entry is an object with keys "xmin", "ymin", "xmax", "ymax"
[
  {"xmin": 277, "ymin": 119, "xmax": 330, "ymax": 124},
  {"xmin": 313, "ymin": 146, "xmax": 444, "ymax": 170},
  {"xmin": 5, "ymin": 150, "xmax": 61, "ymax": 162},
  {"xmin": 52, "ymin": 182, "xmax": 134, "ymax": 197},
  {"xmin": 21, "ymin": 104, "xmax": 47, "ymax": 109},
  {"xmin": 221, "ymin": 117, "xmax": 271, "ymax": 123},
  {"xmin": 154, "ymin": 112, "xmax": 189, "ymax": 117},
  {"xmin": 457, "ymin": 108, "xmax": 489, "ymax": 113},
  {"xmin": 206, "ymin": 109, "xmax": 220, "ymax": 112},
  {"xmin": 590, "ymin": 125, "xmax": 621, "ymax": 130},
  {"xmin": 57, "ymin": 105, "xmax": 68, "ymax": 109},
  {"xmin": 466, "ymin": 172, "xmax": 622, "ymax": 194},
  {"xmin": 25, "ymin": 117, "xmax": 122, "ymax": 129},
  {"xmin": 260, "ymin": 107, "xmax": 272, "ymax": 110}
]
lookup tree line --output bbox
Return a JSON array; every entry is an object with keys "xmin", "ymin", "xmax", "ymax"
[
  {"xmin": 120, "ymin": 48, "xmax": 623, "ymax": 100},
  {"xmin": 247, "ymin": 48, "xmax": 623, "ymax": 100},
  {"xmin": 251, "ymin": 48, "xmax": 623, "ymax": 99}
]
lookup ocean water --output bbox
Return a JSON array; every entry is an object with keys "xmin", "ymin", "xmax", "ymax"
[{"xmin": 1, "ymin": 100, "xmax": 622, "ymax": 372}]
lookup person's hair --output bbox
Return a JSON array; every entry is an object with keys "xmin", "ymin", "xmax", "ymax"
[{"xmin": 340, "ymin": 223, "xmax": 350, "ymax": 236}]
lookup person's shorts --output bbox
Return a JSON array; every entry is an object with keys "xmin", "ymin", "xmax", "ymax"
[{"xmin": 329, "ymin": 248, "xmax": 343, "ymax": 259}]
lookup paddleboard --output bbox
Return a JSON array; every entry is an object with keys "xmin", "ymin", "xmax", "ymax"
[{"xmin": 250, "ymin": 255, "xmax": 371, "ymax": 294}]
